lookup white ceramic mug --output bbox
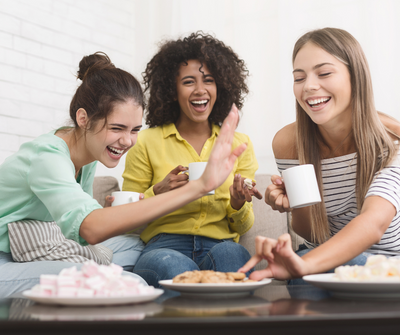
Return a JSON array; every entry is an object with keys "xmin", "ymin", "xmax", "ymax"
[
  {"xmin": 188, "ymin": 162, "xmax": 215, "ymax": 195},
  {"xmin": 111, "ymin": 191, "xmax": 140, "ymax": 207},
  {"xmin": 282, "ymin": 164, "xmax": 321, "ymax": 208}
]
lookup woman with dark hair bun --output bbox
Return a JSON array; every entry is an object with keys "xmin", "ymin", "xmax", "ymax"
[
  {"xmin": 0, "ymin": 52, "xmax": 246, "ymax": 297},
  {"xmin": 122, "ymin": 32, "xmax": 262, "ymax": 287}
]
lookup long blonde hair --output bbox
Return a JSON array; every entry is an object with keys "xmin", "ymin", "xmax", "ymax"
[{"xmin": 293, "ymin": 28, "xmax": 399, "ymax": 244}]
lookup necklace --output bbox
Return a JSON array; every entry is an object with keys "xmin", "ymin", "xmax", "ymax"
[{"xmin": 321, "ymin": 130, "xmax": 354, "ymax": 159}]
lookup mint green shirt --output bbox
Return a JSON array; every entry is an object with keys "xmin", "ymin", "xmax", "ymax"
[{"xmin": 0, "ymin": 132, "xmax": 102, "ymax": 253}]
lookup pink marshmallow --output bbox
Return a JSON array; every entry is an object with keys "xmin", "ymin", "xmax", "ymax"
[
  {"xmin": 40, "ymin": 274, "xmax": 58, "ymax": 286},
  {"xmin": 76, "ymin": 288, "xmax": 94, "ymax": 297},
  {"xmin": 35, "ymin": 261, "xmax": 152, "ymax": 298},
  {"xmin": 57, "ymin": 287, "xmax": 78, "ymax": 297}
]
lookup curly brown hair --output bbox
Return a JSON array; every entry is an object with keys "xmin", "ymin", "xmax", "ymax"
[{"xmin": 143, "ymin": 32, "xmax": 249, "ymax": 127}]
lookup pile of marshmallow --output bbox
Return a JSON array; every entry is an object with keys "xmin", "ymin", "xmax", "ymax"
[
  {"xmin": 30, "ymin": 261, "xmax": 154, "ymax": 297},
  {"xmin": 334, "ymin": 255, "xmax": 400, "ymax": 282}
]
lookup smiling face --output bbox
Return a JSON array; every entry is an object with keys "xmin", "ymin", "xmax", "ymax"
[
  {"xmin": 176, "ymin": 59, "xmax": 217, "ymax": 127},
  {"xmin": 85, "ymin": 100, "xmax": 143, "ymax": 168},
  {"xmin": 293, "ymin": 42, "xmax": 352, "ymax": 129}
]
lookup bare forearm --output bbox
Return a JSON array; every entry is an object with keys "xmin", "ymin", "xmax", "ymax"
[
  {"xmin": 290, "ymin": 207, "xmax": 312, "ymax": 241},
  {"xmin": 301, "ymin": 197, "xmax": 395, "ymax": 274},
  {"xmin": 302, "ymin": 216, "xmax": 387, "ymax": 274},
  {"xmin": 80, "ymin": 179, "xmax": 205, "ymax": 244}
]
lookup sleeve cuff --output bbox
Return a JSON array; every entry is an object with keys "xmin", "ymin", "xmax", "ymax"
[
  {"xmin": 226, "ymin": 201, "xmax": 252, "ymax": 223},
  {"xmin": 144, "ymin": 186, "xmax": 155, "ymax": 199}
]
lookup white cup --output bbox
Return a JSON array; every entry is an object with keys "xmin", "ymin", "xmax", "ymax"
[
  {"xmin": 188, "ymin": 162, "xmax": 215, "ymax": 195},
  {"xmin": 281, "ymin": 164, "xmax": 321, "ymax": 209},
  {"xmin": 111, "ymin": 191, "xmax": 140, "ymax": 206}
]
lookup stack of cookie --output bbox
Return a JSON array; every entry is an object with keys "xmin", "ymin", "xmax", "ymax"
[{"xmin": 173, "ymin": 270, "xmax": 254, "ymax": 284}]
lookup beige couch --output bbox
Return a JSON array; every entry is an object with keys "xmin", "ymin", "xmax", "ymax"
[{"xmin": 93, "ymin": 174, "xmax": 304, "ymax": 284}]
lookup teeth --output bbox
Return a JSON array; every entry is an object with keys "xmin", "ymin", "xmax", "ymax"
[
  {"xmin": 307, "ymin": 97, "xmax": 330, "ymax": 105},
  {"xmin": 191, "ymin": 100, "xmax": 208, "ymax": 105},
  {"xmin": 108, "ymin": 146, "xmax": 124, "ymax": 155}
]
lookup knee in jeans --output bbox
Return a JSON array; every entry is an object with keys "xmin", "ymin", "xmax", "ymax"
[{"xmin": 210, "ymin": 241, "xmax": 250, "ymax": 260}]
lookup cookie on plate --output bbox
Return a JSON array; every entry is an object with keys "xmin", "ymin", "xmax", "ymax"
[
  {"xmin": 200, "ymin": 271, "xmax": 235, "ymax": 283},
  {"xmin": 173, "ymin": 270, "xmax": 202, "ymax": 283}
]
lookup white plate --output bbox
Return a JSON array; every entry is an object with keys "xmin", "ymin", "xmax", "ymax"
[
  {"xmin": 158, "ymin": 279, "xmax": 271, "ymax": 298},
  {"xmin": 22, "ymin": 288, "xmax": 164, "ymax": 306},
  {"xmin": 303, "ymin": 273, "xmax": 400, "ymax": 300},
  {"xmin": 23, "ymin": 302, "xmax": 163, "ymax": 321}
]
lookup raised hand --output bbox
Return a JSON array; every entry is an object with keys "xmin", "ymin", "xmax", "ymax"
[
  {"xmin": 153, "ymin": 165, "xmax": 189, "ymax": 195},
  {"xmin": 265, "ymin": 175, "xmax": 291, "ymax": 213},
  {"xmin": 230, "ymin": 174, "xmax": 263, "ymax": 210},
  {"xmin": 199, "ymin": 104, "xmax": 247, "ymax": 193},
  {"xmin": 238, "ymin": 234, "xmax": 307, "ymax": 281}
]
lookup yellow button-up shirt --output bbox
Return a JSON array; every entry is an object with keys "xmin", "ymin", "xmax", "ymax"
[{"xmin": 122, "ymin": 123, "xmax": 258, "ymax": 244}]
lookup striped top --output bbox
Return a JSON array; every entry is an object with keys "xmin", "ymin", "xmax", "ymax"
[{"xmin": 276, "ymin": 151, "xmax": 400, "ymax": 256}]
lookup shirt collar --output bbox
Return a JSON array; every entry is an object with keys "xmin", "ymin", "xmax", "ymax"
[{"xmin": 162, "ymin": 123, "xmax": 220, "ymax": 140}]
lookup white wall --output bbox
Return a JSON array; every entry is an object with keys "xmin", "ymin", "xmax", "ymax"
[
  {"xmin": 0, "ymin": 0, "xmax": 137, "ymax": 185},
  {"xmin": 1, "ymin": 0, "xmax": 400, "ymax": 189},
  {"xmin": 133, "ymin": 0, "xmax": 400, "ymax": 179}
]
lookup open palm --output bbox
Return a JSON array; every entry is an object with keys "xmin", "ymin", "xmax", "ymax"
[{"xmin": 201, "ymin": 104, "xmax": 247, "ymax": 192}]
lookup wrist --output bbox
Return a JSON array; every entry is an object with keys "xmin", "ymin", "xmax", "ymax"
[
  {"xmin": 300, "ymin": 252, "xmax": 319, "ymax": 276},
  {"xmin": 230, "ymin": 198, "xmax": 245, "ymax": 210},
  {"xmin": 190, "ymin": 179, "xmax": 209, "ymax": 198}
]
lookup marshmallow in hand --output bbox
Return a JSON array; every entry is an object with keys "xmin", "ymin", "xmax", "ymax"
[{"xmin": 244, "ymin": 178, "xmax": 253, "ymax": 190}]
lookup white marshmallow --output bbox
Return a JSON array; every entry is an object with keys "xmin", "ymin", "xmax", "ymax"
[
  {"xmin": 334, "ymin": 255, "xmax": 400, "ymax": 282},
  {"xmin": 244, "ymin": 178, "xmax": 253, "ymax": 190}
]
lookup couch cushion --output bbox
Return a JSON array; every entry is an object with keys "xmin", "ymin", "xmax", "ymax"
[
  {"xmin": 93, "ymin": 176, "xmax": 120, "ymax": 207},
  {"xmin": 8, "ymin": 220, "xmax": 113, "ymax": 264},
  {"xmin": 239, "ymin": 174, "xmax": 288, "ymax": 271}
]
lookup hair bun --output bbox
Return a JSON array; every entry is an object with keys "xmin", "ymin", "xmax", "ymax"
[{"xmin": 77, "ymin": 52, "xmax": 115, "ymax": 81}]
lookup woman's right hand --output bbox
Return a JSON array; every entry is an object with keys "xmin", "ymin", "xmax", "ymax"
[
  {"xmin": 265, "ymin": 175, "xmax": 291, "ymax": 213},
  {"xmin": 153, "ymin": 165, "xmax": 189, "ymax": 195},
  {"xmin": 238, "ymin": 234, "xmax": 308, "ymax": 281},
  {"xmin": 199, "ymin": 104, "xmax": 247, "ymax": 194}
]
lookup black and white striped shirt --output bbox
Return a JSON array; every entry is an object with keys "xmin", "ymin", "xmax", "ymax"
[{"xmin": 276, "ymin": 151, "xmax": 400, "ymax": 256}]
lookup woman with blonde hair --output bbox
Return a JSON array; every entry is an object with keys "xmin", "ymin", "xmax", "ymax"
[{"xmin": 240, "ymin": 27, "xmax": 400, "ymax": 282}]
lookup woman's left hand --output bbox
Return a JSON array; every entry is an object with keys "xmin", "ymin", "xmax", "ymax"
[
  {"xmin": 104, "ymin": 195, "xmax": 114, "ymax": 208},
  {"xmin": 230, "ymin": 174, "xmax": 263, "ymax": 210}
]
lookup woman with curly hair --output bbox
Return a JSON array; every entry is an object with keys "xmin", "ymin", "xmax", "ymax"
[{"xmin": 122, "ymin": 32, "xmax": 262, "ymax": 287}]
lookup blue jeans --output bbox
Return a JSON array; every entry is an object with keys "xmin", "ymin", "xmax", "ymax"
[
  {"xmin": 0, "ymin": 234, "xmax": 146, "ymax": 298},
  {"xmin": 288, "ymin": 244, "xmax": 373, "ymax": 285},
  {"xmin": 133, "ymin": 233, "xmax": 252, "ymax": 288}
]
